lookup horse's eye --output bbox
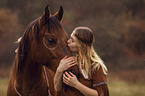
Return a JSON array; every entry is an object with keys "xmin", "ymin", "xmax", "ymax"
[{"xmin": 47, "ymin": 38, "xmax": 56, "ymax": 44}]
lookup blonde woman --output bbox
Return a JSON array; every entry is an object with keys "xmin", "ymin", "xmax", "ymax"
[{"xmin": 54, "ymin": 27, "xmax": 109, "ymax": 96}]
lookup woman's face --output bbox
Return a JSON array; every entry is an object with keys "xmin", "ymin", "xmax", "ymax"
[{"xmin": 67, "ymin": 32, "xmax": 78, "ymax": 53}]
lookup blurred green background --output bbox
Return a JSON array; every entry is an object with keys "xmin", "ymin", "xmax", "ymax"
[{"xmin": 0, "ymin": 0, "xmax": 145, "ymax": 96}]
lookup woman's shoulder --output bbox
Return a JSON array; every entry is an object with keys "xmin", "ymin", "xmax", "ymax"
[
  {"xmin": 91, "ymin": 61, "xmax": 107, "ymax": 74},
  {"xmin": 91, "ymin": 63, "xmax": 105, "ymax": 76},
  {"xmin": 91, "ymin": 66, "xmax": 107, "ymax": 81}
]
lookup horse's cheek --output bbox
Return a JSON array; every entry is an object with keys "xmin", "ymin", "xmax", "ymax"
[{"xmin": 30, "ymin": 44, "xmax": 47, "ymax": 64}]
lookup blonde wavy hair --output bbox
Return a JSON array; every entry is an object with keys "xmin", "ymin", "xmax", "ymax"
[{"xmin": 72, "ymin": 27, "xmax": 108, "ymax": 79}]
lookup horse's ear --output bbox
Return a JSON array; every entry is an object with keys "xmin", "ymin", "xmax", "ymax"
[
  {"xmin": 54, "ymin": 6, "xmax": 63, "ymax": 21},
  {"xmin": 41, "ymin": 5, "xmax": 51, "ymax": 24}
]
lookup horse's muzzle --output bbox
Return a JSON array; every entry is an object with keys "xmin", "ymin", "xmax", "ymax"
[{"xmin": 63, "ymin": 46, "xmax": 69, "ymax": 56}]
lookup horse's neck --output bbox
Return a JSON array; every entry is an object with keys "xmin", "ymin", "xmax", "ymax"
[
  {"xmin": 16, "ymin": 57, "xmax": 44, "ymax": 88},
  {"xmin": 24, "ymin": 59, "xmax": 43, "ymax": 79},
  {"xmin": 46, "ymin": 59, "xmax": 60, "ymax": 72}
]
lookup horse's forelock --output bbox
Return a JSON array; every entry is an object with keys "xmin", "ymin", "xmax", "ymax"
[{"xmin": 47, "ymin": 16, "xmax": 64, "ymax": 34}]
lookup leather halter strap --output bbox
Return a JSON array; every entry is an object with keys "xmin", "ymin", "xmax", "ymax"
[
  {"xmin": 43, "ymin": 66, "xmax": 52, "ymax": 96},
  {"xmin": 63, "ymin": 46, "xmax": 69, "ymax": 55}
]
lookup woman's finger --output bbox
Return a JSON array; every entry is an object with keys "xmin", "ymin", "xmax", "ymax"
[
  {"xmin": 65, "ymin": 72, "xmax": 72, "ymax": 78},
  {"xmin": 68, "ymin": 60, "xmax": 76, "ymax": 65},
  {"xmin": 63, "ymin": 79, "xmax": 67, "ymax": 84},
  {"xmin": 64, "ymin": 59, "xmax": 76, "ymax": 66},
  {"xmin": 63, "ymin": 79, "xmax": 69, "ymax": 85},
  {"xmin": 63, "ymin": 76, "xmax": 68, "ymax": 84},
  {"xmin": 69, "ymin": 63, "xmax": 77, "ymax": 67},
  {"xmin": 63, "ymin": 74, "xmax": 68, "ymax": 79},
  {"xmin": 63, "ymin": 73, "xmax": 71, "ymax": 80},
  {"xmin": 63, "ymin": 55, "xmax": 67, "ymax": 60},
  {"xmin": 64, "ymin": 72, "xmax": 69, "ymax": 78},
  {"xmin": 69, "ymin": 71, "xmax": 76, "ymax": 77},
  {"xmin": 63, "ymin": 57, "xmax": 75, "ymax": 62},
  {"xmin": 67, "ymin": 59, "xmax": 76, "ymax": 63},
  {"xmin": 65, "ymin": 56, "xmax": 75, "ymax": 61}
]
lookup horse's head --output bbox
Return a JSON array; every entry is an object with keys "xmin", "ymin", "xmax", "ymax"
[
  {"xmin": 19, "ymin": 5, "xmax": 70, "ymax": 71},
  {"xmin": 32, "ymin": 5, "xmax": 71, "ymax": 69}
]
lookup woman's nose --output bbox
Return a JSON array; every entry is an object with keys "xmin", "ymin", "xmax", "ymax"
[{"xmin": 67, "ymin": 39, "xmax": 70, "ymax": 44}]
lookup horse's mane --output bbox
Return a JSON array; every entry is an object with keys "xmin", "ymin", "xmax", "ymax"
[{"xmin": 11, "ymin": 17, "xmax": 40, "ymax": 81}]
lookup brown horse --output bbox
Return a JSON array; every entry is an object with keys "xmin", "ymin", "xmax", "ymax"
[{"xmin": 7, "ymin": 5, "xmax": 78, "ymax": 96}]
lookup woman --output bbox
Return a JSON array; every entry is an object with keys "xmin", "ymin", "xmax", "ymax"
[{"xmin": 54, "ymin": 27, "xmax": 109, "ymax": 96}]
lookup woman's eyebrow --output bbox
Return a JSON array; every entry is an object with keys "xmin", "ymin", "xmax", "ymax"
[{"xmin": 71, "ymin": 37, "xmax": 74, "ymax": 41}]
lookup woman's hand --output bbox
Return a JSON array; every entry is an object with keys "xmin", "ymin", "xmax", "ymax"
[
  {"xmin": 63, "ymin": 71, "xmax": 79, "ymax": 87},
  {"xmin": 57, "ymin": 56, "xmax": 77, "ymax": 72},
  {"xmin": 63, "ymin": 71, "xmax": 99, "ymax": 96}
]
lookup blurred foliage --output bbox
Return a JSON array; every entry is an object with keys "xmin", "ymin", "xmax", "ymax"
[
  {"xmin": 0, "ymin": 8, "xmax": 23, "ymax": 67},
  {"xmin": 108, "ymin": 80, "xmax": 145, "ymax": 96},
  {"xmin": 0, "ymin": 0, "xmax": 145, "ymax": 70},
  {"xmin": 0, "ymin": 78, "xmax": 9, "ymax": 96}
]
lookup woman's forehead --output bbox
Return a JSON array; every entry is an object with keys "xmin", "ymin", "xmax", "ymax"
[
  {"xmin": 70, "ymin": 35, "xmax": 75, "ymax": 40},
  {"xmin": 70, "ymin": 33, "xmax": 77, "ymax": 41},
  {"xmin": 71, "ymin": 30, "xmax": 75, "ymax": 37}
]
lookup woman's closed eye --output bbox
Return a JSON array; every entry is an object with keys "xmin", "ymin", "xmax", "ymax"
[{"xmin": 70, "ymin": 37, "xmax": 74, "ymax": 42}]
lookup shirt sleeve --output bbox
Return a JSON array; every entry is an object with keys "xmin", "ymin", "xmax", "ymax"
[{"xmin": 92, "ymin": 67, "xmax": 109, "ymax": 96}]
